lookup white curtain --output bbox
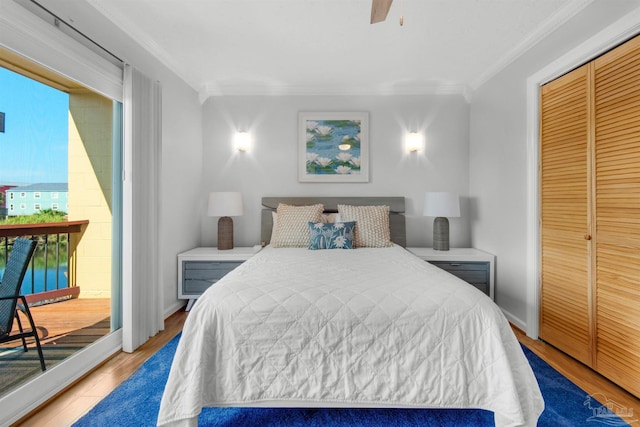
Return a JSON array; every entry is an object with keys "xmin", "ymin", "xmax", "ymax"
[{"xmin": 122, "ymin": 64, "xmax": 163, "ymax": 352}]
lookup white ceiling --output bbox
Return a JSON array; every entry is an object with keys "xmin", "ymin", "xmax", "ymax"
[{"xmin": 55, "ymin": 0, "xmax": 594, "ymax": 100}]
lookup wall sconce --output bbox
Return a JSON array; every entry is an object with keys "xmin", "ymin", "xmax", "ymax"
[
  {"xmin": 405, "ymin": 132, "xmax": 423, "ymax": 152},
  {"xmin": 234, "ymin": 131, "xmax": 251, "ymax": 152}
]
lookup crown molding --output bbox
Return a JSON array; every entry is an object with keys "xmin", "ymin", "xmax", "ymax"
[
  {"xmin": 469, "ymin": 0, "xmax": 595, "ymax": 91},
  {"xmin": 87, "ymin": 1, "xmax": 474, "ymax": 103},
  {"xmin": 198, "ymin": 81, "xmax": 471, "ymax": 104},
  {"xmin": 86, "ymin": 0, "xmax": 201, "ymax": 92},
  {"xmin": 87, "ymin": 0, "xmax": 590, "ymax": 102}
]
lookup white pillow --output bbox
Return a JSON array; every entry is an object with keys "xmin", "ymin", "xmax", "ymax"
[
  {"xmin": 321, "ymin": 212, "xmax": 341, "ymax": 223},
  {"xmin": 271, "ymin": 203, "xmax": 324, "ymax": 248},
  {"xmin": 271, "ymin": 211, "xmax": 340, "ymax": 242},
  {"xmin": 271, "ymin": 211, "xmax": 278, "ymax": 242},
  {"xmin": 337, "ymin": 204, "xmax": 392, "ymax": 248}
]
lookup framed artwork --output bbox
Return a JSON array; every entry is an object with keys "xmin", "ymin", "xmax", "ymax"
[{"xmin": 298, "ymin": 111, "xmax": 369, "ymax": 183}]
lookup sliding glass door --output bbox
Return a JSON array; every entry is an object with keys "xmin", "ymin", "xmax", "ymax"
[
  {"xmin": 0, "ymin": 2, "xmax": 126, "ymax": 415},
  {"xmin": 0, "ymin": 49, "xmax": 123, "ymax": 396}
]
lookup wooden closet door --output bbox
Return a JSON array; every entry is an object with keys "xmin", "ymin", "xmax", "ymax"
[
  {"xmin": 593, "ymin": 35, "xmax": 640, "ymax": 397},
  {"xmin": 539, "ymin": 63, "xmax": 593, "ymax": 366}
]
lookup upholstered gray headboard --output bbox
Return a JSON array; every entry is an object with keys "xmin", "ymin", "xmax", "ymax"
[{"xmin": 261, "ymin": 196, "xmax": 406, "ymax": 247}]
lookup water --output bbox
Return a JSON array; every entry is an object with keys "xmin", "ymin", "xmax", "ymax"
[{"xmin": 0, "ymin": 266, "xmax": 69, "ymax": 295}]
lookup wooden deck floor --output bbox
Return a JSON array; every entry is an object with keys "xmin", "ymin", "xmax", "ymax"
[
  {"xmin": 16, "ymin": 310, "xmax": 186, "ymax": 427},
  {"xmin": 0, "ymin": 298, "xmax": 111, "ymax": 396}
]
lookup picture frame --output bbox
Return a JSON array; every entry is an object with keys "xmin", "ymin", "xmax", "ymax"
[{"xmin": 298, "ymin": 111, "xmax": 369, "ymax": 183}]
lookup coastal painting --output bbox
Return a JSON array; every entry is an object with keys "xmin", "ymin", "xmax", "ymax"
[{"xmin": 298, "ymin": 112, "xmax": 369, "ymax": 182}]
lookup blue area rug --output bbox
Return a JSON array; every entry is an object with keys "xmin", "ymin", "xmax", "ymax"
[{"xmin": 74, "ymin": 334, "xmax": 630, "ymax": 427}]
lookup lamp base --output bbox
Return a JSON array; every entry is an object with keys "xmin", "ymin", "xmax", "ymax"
[
  {"xmin": 433, "ymin": 216, "xmax": 450, "ymax": 251},
  {"xmin": 218, "ymin": 216, "xmax": 234, "ymax": 250}
]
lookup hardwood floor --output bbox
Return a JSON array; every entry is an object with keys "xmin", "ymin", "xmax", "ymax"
[
  {"xmin": 14, "ymin": 311, "xmax": 640, "ymax": 426},
  {"xmin": 514, "ymin": 327, "xmax": 640, "ymax": 425}
]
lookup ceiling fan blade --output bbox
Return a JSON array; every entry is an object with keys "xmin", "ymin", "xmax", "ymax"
[{"xmin": 370, "ymin": 0, "xmax": 393, "ymax": 24}]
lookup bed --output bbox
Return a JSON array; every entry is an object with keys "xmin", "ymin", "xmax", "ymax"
[{"xmin": 158, "ymin": 197, "xmax": 543, "ymax": 427}]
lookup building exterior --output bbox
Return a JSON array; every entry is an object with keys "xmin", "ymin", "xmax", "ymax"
[
  {"xmin": 0, "ymin": 184, "xmax": 17, "ymax": 218},
  {"xmin": 6, "ymin": 183, "xmax": 68, "ymax": 216}
]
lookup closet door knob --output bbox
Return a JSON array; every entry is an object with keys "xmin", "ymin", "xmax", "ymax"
[{"xmin": 584, "ymin": 234, "xmax": 592, "ymax": 240}]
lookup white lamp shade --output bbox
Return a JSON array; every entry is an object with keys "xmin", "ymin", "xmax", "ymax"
[
  {"xmin": 207, "ymin": 192, "xmax": 244, "ymax": 217},
  {"xmin": 423, "ymin": 192, "xmax": 460, "ymax": 218}
]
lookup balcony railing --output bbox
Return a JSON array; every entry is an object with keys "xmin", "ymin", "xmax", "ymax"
[{"xmin": 0, "ymin": 220, "xmax": 89, "ymax": 305}]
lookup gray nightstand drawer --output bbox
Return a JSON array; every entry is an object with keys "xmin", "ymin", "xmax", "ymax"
[
  {"xmin": 407, "ymin": 248, "xmax": 495, "ymax": 301},
  {"xmin": 429, "ymin": 261, "xmax": 490, "ymax": 296},
  {"xmin": 178, "ymin": 247, "xmax": 259, "ymax": 311},
  {"xmin": 182, "ymin": 261, "xmax": 243, "ymax": 295}
]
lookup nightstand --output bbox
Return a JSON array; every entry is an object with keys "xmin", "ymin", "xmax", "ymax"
[
  {"xmin": 407, "ymin": 247, "xmax": 495, "ymax": 300},
  {"xmin": 178, "ymin": 246, "xmax": 261, "ymax": 310}
]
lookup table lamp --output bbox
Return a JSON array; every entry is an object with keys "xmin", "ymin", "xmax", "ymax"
[
  {"xmin": 207, "ymin": 192, "xmax": 243, "ymax": 250},
  {"xmin": 423, "ymin": 192, "xmax": 460, "ymax": 251}
]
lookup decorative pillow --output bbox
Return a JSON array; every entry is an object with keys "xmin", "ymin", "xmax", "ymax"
[
  {"xmin": 272, "ymin": 211, "xmax": 278, "ymax": 239},
  {"xmin": 308, "ymin": 221, "xmax": 356, "ymax": 250},
  {"xmin": 271, "ymin": 203, "xmax": 324, "ymax": 247},
  {"xmin": 272, "ymin": 211, "xmax": 339, "ymax": 234},
  {"xmin": 337, "ymin": 204, "xmax": 393, "ymax": 248}
]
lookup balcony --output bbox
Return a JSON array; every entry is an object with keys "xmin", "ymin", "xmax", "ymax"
[
  {"xmin": 0, "ymin": 221, "xmax": 111, "ymax": 397},
  {"xmin": 0, "ymin": 298, "xmax": 110, "ymax": 395},
  {"xmin": 1, "ymin": 221, "xmax": 87, "ymax": 304}
]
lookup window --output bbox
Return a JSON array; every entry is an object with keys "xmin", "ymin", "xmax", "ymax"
[
  {"xmin": 9, "ymin": 204, "xmax": 13, "ymax": 210},
  {"xmin": 34, "ymin": 203, "xmax": 41, "ymax": 211},
  {"xmin": 52, "ymin": 192, "xmax": 59, "ymax": 199},
  {"xmin": 20, "ymin": 192, "xmax": 26, "ymax": 198},
  {"xmin": 34, "ymin": 192, "xmax": 41, "ymax": 199},
  {"xmin": 19, "ymin": 203, "xmax": 26, "ymax": 209},
  {"xmin": 9, "ymin": 193, "xmax": 13, "ymax": 200},
  {"xmin": 51, "ymin": 203, "xmax": 59, "ymax": 210}
]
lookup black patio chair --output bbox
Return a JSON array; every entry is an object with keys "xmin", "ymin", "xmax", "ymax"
[{"xmin": 0, "ymin": 238, "xmax": 46, "ymax": 371}]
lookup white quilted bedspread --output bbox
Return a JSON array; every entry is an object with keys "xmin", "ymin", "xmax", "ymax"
[{"xmin": 158, "ymin": 245, "xmax": 543, "ymax": 426}]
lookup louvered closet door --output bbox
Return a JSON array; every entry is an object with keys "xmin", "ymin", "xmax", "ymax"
[
  {"xmin": 593, "ymin": 35, "xmax": 640, "ymax": 397},
  {"xmin": 539, "ymin": 63, "xmax": 593, "ymax": 366}
]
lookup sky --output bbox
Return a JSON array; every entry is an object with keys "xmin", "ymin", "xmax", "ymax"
[{"xmin": 0, "ymin": 66, "xmax": 68, "ymax": 184}]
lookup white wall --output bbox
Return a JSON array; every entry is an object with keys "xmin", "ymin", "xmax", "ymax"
[
  {"xmin": 469, "ymin": 0, "xmax": 640, "ymax": 330},
  {"xmin": 201, "ymin": 95, "xmax": 471, "ymax": 249}
]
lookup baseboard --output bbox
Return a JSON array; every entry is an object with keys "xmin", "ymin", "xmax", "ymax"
[
  {"xmin": 501, "ymin": 307, "xmax": 527, "ymax": 332},
  {"xmin": 164, "ymin": 300, "xmax": 186, "ymax": 321}
]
